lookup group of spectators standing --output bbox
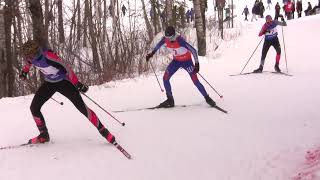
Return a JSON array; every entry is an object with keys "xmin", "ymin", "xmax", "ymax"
[{"xmin": 242, "ymin": 0, "xmax": 320, "ymax": 21}]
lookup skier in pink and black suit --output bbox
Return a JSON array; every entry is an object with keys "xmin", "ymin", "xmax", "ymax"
[
  {"xmin": 145, "ymin": 26, "xmax": 216, "ymax": 108},
  {"xmin": 20, "ymin": 40, "xmax": 116, "ymax": 145},
  {"xmin": 253, "ymin": 15, "xmax": 287, "ymax": 73}
]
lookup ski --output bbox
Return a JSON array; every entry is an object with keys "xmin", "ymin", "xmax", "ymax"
[
  {"xmin": 213, "ymin": 105, "xmax": 228, "ymax": 114},
  {"xmin": 113, "ymin": 104, "xmax": 189, "ymax": 113},
  {"xmin": 270, "ymin": 71, "xmax": 293, "ymax": 76},
  {"xmin": 0, "ymin": 142, "xmax": 33, "ymax": 150},
  {"xmin": 229, "ymin": 72, "xmax": 262, "ymax": 76},
  {"xmin": 230, "ymin": 71, "xmax": 293, "ymax": 76},
  {"xmin": 114, "ymin": 142, "xmax": 132, "ymax": 159}
]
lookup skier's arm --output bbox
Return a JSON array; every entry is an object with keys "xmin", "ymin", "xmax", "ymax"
[
  {"xmin": 45, "ymin": 50, "xmax": 79, "ymax": 85},
  {"xmin": 275, "ymin": 19, "xmax": 287, "ymax": 26},
  {"xmin": 258, "ymin": 24, "xmax": 268, "ymax": 36},
  {"xmin": 178, "ymin": 37, "xmax": 199, "ymax": 63},
  {"xmin": 151, "ymin": 37, "xmax": 165, "ymax": 54}
]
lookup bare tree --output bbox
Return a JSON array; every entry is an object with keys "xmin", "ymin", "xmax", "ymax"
[
  {"xmin": 165, "ymin": 0, "xmax": 173, "ymax": 26},
  {"xmin": 29, "ymin": 0, "xmax": 47, "ymax": 47},
  {"xmin": 57, "ymin": 0, "xmax": 65, "ymax": 43},
  {"xmin": 0, "ymin": 9, "xmax": 6, "ymax": 98},
  {"xmin": 193, "ymin": 0, "xmax": 206, "ymax": 56},
  {"xmin": 140, "ymin": 0, "xmax": 153, "ymax": 43}
]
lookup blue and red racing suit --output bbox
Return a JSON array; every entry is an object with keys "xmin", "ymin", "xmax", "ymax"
[
  {"xmin": 258, "ymin": 20, "xmax": 287, "ymax": 66},
  {"xmin": 151, "ymin": 36, "xmax": 208, "ymax": 97}
]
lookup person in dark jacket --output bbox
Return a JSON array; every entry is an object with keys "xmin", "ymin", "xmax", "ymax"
[
  {"xmin": 242, "ymin": 5, "xmax": 250, "ymax": 21},
  {"xmin": 253, "ymin": 15, "xmax": 287, "ymax": 73},
  {"xmin": 296, "ymin": 0, "xmax": 303, "ymax": 18},
  {"xmin": 305, "ymin": 2, "xmax": 312, "ymax": 16},
  {"xmin": 275, "ymin": 2, "xmax": 281, "ymax": 20}
]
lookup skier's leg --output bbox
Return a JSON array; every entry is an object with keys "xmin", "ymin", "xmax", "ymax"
[
  {"xmin": 182, "ymin": 61, "xmax": 216, "ymax": 107},
  {"xmin": 272, "ymin": 38, "xmax": 282, "ymax": 72},
  {"xmin": 163, "ymin": 60, "xmax": 181, "ymax": 97},
  {"xmin": 182, "ymin": 60, "xmax": 208, "ymax": 97},
  {"xmin": 260, "ymin": 41, "xmax": 272, "ymax": 67},
  {"xmin": 30, "ymin": 82, "xmax": 56, "ymax": 134},
  {"xmin": 57, "ymin": 80, "xmax": 115, "ymax": 144}
]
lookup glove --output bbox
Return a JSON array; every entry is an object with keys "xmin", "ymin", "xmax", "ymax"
[
  {"xmin": 146, "ymin": 52, "xmax": 154, "ymax": 62},
  {"xmin": 19, "ymin": 70, "xmax": 28, "ymax": 80},
  {"xmin": 193, "ymin": 63, "xmax": 200, "ymax": 74},
  {"xmin": 76, "ymin": 82, "xmax": 89, "ymax": 93}
]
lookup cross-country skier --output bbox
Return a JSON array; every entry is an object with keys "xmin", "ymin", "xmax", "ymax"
[
  {"xmin": 145, "ymin": 26, "xmax": 216, "ymax": 108},
  {"xmin": 253, "ymin": 15, "xmax": 287, "ymax": 73},
  {"xmin": 19, "ymin": 40, "xmax": 116, "ymax": 145}
]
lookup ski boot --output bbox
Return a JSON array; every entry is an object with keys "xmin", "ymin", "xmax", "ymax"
[
  {"xmin": 253, "ymin": 65, "xmax": 263, "ymax": 73},
  {"xmin": 158, "ymin": 95, "xmax": 175, "ymax": 108},
  {"xmin": 205, "ymin": 95, "xmax": 216, "ymax": 107},
  {"xmin": 99, "ymin": 128, "xmax": 116, "ymax": 145},
  {"xmin": 274, "ymin": 63, "xmax": 281, "ymax": 72},
  {"xmin": 28, "ymin": 131, "xmax": 50, "ymax": 144}
]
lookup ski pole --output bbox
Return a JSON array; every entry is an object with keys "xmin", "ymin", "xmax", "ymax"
[
  {"xmin": 81, "ymin": 93, "xmax": 125, "ymax": 126},
  {"xmin": 239, "ymin": 37, "xmax": 264, "ymax": 74},
  {"xmin": 198, "ymin": 73, "xmax": 223, "ymax": 98},
  {"xmin": 281, "ymin": 26, "xmax": 289, "ymax": 73},
  {"xmin": 23, "ymin": 79, "xmax": 64, "ymax": 105},
  {"xmin": 149, "ymin": 61, "xmax": 164, "ymax": 92}
]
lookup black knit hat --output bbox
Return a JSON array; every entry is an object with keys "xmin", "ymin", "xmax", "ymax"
[{"xmin": 165, "ymin": 26, "xmax": 176, "ymax": 37}]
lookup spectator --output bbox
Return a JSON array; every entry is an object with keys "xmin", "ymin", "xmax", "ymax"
[
  {"xmin": 296, "ymin": 0, "xmax": 303, "ymax": 18},
  {"xmin": 122, "ymin": 5, "xmax": 127, "ymax": 16},
  {"xmin": 304, "ymin": 2, "xmax": 312, "ymax": 16},
  {"xmin": 242, "ymin": 5, "xmax": 250, "ymax": 21},
  {"xmin": 275, "ymin": 2, "xmax": 281, "ymax": 20}
]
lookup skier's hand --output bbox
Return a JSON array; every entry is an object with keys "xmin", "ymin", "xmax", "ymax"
[
  {"xmin": 281, "ymin": 17, "xmax": 285, "ymax": 21},
  {"xmin": 76, "ymin": 82, "xmax": 89, "ymax": 93},
  {"xmin": 19, "ymin": 70, "xmax": 28, "ymax": 80},
  {"xmin": 146, "ymin": 52, "xmax": 154, "ymax": 62},
  {"xmin": 193, "ymin": 63, "xmax": 200, "ymax": 74}
]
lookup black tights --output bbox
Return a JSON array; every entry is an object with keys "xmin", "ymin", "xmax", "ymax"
[{"xmin": 30, "ymin": 80, "xmax": 108, "ymax": 135}]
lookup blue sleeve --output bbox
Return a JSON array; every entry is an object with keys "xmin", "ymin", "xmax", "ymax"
[
  {"xmin": 177, "ymin": 36, "xmax": 199, "ymax": 63},
  {"xmin": 151, "ymin": 37, "xmax": 165, "ymax": 54}
]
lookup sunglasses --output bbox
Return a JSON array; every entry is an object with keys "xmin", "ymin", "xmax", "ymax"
[{"xmin": 165, "ymin": 35, "xmax": 177, "ymax": 41}]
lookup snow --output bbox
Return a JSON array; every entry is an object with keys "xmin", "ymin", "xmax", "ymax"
[{"xmin": 1, "ymin": 1, "xmax": 320, "ymax": 180}]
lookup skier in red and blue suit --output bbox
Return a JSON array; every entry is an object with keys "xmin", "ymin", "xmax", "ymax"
[
  {"xmin": 253, "ymin": 15, "xmax": 287, "ymax": 73},
  {"xmin": 146, "ymin": 26, "xmax": 216, "ymax": 108},
  {"xmin": 20, "ymin": 40, "xmax": 116, "ymax": 145}
]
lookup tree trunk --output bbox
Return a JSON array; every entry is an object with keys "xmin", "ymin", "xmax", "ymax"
[
  {"xmin": 85, "ymin": 0, "xmax": 101, "ymax": 72},
  {"xmin": 4, "ymin": 0, "xmax": 14, "ymax": 97},
  {"xmin": 0, "ymin": 10, "xmax": 6, "ymax": 98},
  {"xmin": 57, "ymin": 0, "xmax": 65, "ymax": 43},
  {"xmin": 165, "ymin": 0, "xmax": 173, "ymax": 26},
  {"xmin": 29, "ymin": 0, "xmax": 47, "ymax": 47},
  {"xmin": 193, "ymin": 0, "xmax": 206, "ymax": 56},
  {"xmin": 140, "ymin": 0, "xmax": 153, "ymax": 43}
]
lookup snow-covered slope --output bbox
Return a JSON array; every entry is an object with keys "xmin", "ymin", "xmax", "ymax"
[{"xmin": 1, "ymin": 4, "xmax": 320, "ymax": 180}]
